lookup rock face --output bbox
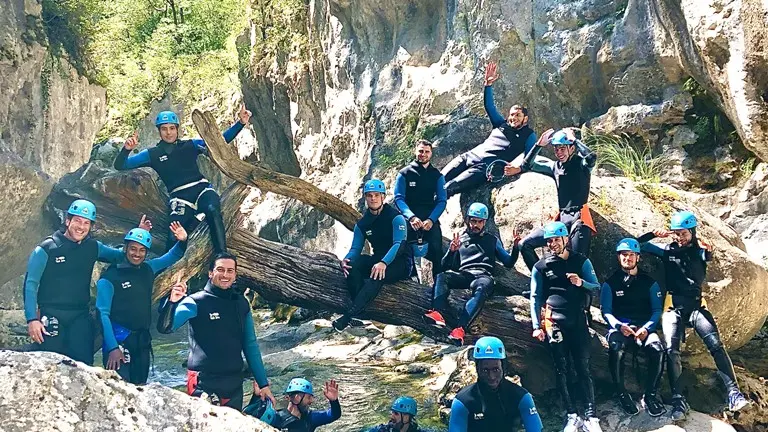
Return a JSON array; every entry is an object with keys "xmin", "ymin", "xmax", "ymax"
[{"xmin": 0, "ymin": 350, "xmax": 277, "ymax": 431}]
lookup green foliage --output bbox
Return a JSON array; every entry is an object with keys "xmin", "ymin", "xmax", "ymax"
[
  {"xmin": 377, "ymin": 109, "xmax": 442, "ymax": 170},
  {"xmin": 247, "ymin": 0, "xmax": 309, "ymax": 71},
  {"xmin": 591, "ymin": 188, "xmax": 617, "ymax": 217},
  {"xmin": 583, "ymin": 129, "xmax": 669, "ymax": 182},
  {"xmin": 636, "ymin": 183, "xmax": 679, "ymax": 217},
  {"xmin": 41, "ymin": 0, "xmax": 104, "ymax": 77}
]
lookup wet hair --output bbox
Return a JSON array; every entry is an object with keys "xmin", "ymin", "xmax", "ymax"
[
  {"xmin": 415, "ymin": 139, "xmax": 433, "ymax": 148},
  {"xmin": 209, "ymin": 252, "xmax": 238, "ymax": 271},
  {"xmin": 510, "ymin": 104, "xmax": 529, "ymax": 117}
]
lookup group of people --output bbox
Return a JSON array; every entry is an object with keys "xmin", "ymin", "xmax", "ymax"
[{"xmin": 19, "ymin": 58, "xmax": 751, "ymax": 432}]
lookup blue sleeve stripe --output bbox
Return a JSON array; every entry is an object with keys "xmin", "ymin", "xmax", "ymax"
[{"xmin": 242, "ymin": 312, "xmax": 269, "ymax": 387}]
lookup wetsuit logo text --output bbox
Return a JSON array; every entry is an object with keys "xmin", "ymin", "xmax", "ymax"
[
  {"xmin": 121, "ymin": 281, "xmax": 132, "ymax": 289},
  {"xmin": 159, "ymin": 155, "xmax": 168, "ymax": 162},
  {"xmin": 209, "ymin": 312, "xmax": 220, "ymax": 320},
  {"xmin": 55, "ymin": 256, "xmax": 66, "ymax": 263},
  {"xmin": 473, "ymin": 413, "xmax": 484, "ymax": 420},
  {"xmin": 615, "ymin": 290, "xmax": 625, "ymax": 296},
  {"xmin": 408, "ymin": 181, "xmax": 416, "ymax": 187}
]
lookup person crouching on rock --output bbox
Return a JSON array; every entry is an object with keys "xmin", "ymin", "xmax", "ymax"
[
  {"xmin": 600, "ymin": 238, "xmax": 665, "ymax": 417},
  {"xmin": 272, "ymin": 378, "xmax": 341, "ymax": 431},
  {"xmin": 156, "ymin": 252, "xmax": 275, "ymax": 410},
  {"xmin": 95, "ymin": 218, "xmax": 188, "ymax": 384},
  {"xmin": 23, "ymin": 199, "xmax": 135, "ymax": 365},
  {"xmin": 449, "ymin": 336, "xmax": 543, "ymax": 431},
  {"xmin": 529, "ymin": 221, "xmax": 602, "ymax": 432},
  {"xmin": 638, "ymin": 211, "xmax": 750, "ymax": 420},
  {"xmin": 422, "ymin": 203, "xmax": 519, "ymax": 346},
  {"xmin": 334, "ymin": 179, "xmax": 413, "ymax": 331},
  {"xmin": 369, "ymin": 396, "xmax": 422, "ymax": 432}
]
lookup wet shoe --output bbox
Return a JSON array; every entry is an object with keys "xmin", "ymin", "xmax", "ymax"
[
  {"xmin": 728, "ymin": 390, "xmax": 750, "ymax": 412},
  {"xmin": 670, "ymin": 395, "xmax": 689, "ymax": 421},
  {"xmin": 349, "ymin": 318, "xmax": 366, "ymax": 327},
  {"xmin": 642, "ymin": 393, "xmax": 666, "ymax": 417},
  {"xmin": 618, "ymin": 392, "xmax": 639, "ymax": 415},
  {"xmin": 562, "ymin": 413, "xmax": 583, "ymax": 432},
  {"xmin": 448, "ymin": 327, "xmax": 465, "ymax": 346},
  {"xmin": 332, "ymin": 316, "xmax": 351, "ymax": 332},
  {"xmin": 423, "ymin": 310, "xmax": 446, "ymax": 327},
  {"xmin": 583, "ymin": 417, "xmax": 603, "ymax": 432}
]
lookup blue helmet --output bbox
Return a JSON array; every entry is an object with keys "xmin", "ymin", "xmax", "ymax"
[
  {"xmin": 550, "ymin": 130, "xmax": 574, "ymax": 146},
  {"xmin": 67, "ymin": 199, "xmax": 97, "ymax": 222},
  {"xmin": 543, "ymin": 221, "xmax": 568, "ymax": 239},
  {"xmin": 467, "ymin": 203, "xmax": 489, "ymax": 220},
  {"xmin": 391, "ymin": 396, "xmax": 418, "ymax": 416},
  {"xmin": 124, "ymin": 228, "xmax": 152, "ymax": 249},
  {"xmin": 670, "ymin": 210, "xmax": 697, "ymax": 230},
  {"xmin": 285, "ymin": 378, "xmax": 314, "ymax": 395},
  {"xmin": 155, "ymin": 110, "xmax": 180, "ymax": 127},
  {"xmin": 363, "ymin": 179, "xmax": 386, "ymax": 195},
  {"xmin": 243, "ymin": 396, "xmax": 277, "ymax": 424},
  {"xmin": 473, "ymin": 336, "xmax": 506, "ymax": 360},
  {"xmin": 615, "ymin": 238, "xmax": 640, "ymax": 253}
]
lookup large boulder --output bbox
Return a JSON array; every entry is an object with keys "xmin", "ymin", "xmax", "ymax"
[{"xmin": 0, "ymin": 350, "xmax": 277, "ymax": 431}]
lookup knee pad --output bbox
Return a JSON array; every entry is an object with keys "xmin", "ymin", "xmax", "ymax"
[
  {"xmin": 609, "ymin": 340, "xmax": 626, "ymax": 353},
  {"xmin": 646, "ymin": 340, "xmax": 665, "ymax": 354},
  {"xmin": 702, "ymin": 332, "xmax": 724, "ymax": 353}
]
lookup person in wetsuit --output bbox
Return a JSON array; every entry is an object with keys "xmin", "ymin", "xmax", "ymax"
[
  {"xmin": 449, "ymin": 336, "xmax": 543, "ymax": 432},
  {"xmin": 156, "ymin": 252, "xmax": 276, "ymax": 410},
  {"xmin": 114, "ymin": 106, "xmax": 252, "ymax": 253},
  {"xmin": 423, "ymin": 203, "xmax": 519, "ymax": 346},
  {"xmin": 335, "ymin": 179, "xmax": 413, "ymax": 331},
  {"xmin": 441, "ymin": 62, "xmax": 537, "ymax": 198},
  {"xmin": 369, "ymin": 396, "xmax": 422, "ymax": 432},
  {"xmin": 23, "ymin": 199, "xmax": 134, "ymax": 365},
  {"xmin": 272, "ymin": 378, "xmax": 342, "ymax": 432},
  {"xmin": 600, "ymin": 238, "xmax": 665, "ymax": 417},
  {"xmin": 96, "ymin": 221, "xmax": 187, "ymax": 384},
  {"xmin": 529, "ymin": 222, "xmax": 602, "ymax": 432},
  {"xmin": 394, "ymin": 139, "xmax": 446, "ymax": 280},
  {"xmin": 638, "ymin": 211, "xmax": 750, "ymax": 420}
]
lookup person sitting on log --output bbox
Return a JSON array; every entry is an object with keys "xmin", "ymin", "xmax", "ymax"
[
  {"xmin": 272, "ymin": 378, "xmax": 341, "ymax": 432},
  {"xmin": 334, "ymin": 179, "xmax": 413, "ymax": 331},
  {"xmin": 600, "ymin": 238, "xmax": 665, "ymax": 417},
  {"xmin": 156, "ymin": 252, "xmax": 276, "ymax": 410},
  {"xmin": 95, "ymin": 218, "xmax": 188, "ymax": 385},
  {"xmin": 394, "ymin": 139, "xmax": 446, "ymax": 281},
  {"xmin": 423, "ymin": 203, "xmax": 519, "ymax": 346},
  {"xmin": 441, "ymin": 61, "xmax": 537, "ymax": 198},
  {"xmin": 449, "ymin": 336, "xmax": 543, "ymax": 431},
  {"xmin": 369, "ymin": 396, "xmax": 423, "ymax": 432},
  {"xmin": 114, "ymin": 105, "xmax": 253, "ymax": 253},
  {"xmin": 23, "ymin": 199, "xmax": 137, "ymax": 365},
  {"xmin": 638, "ymin": 211, "xmax": 750, "ymax": 420},
  {"xmin": 529, "ymin": 221, "xmax": 602, "ymax": 432}
]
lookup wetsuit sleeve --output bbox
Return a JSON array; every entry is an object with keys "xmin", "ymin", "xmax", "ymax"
[
  {"xmin": 190, "ymin": 138, "xmax": 208, "ymax": 156},
  {"xmin": 524, "ymin": 132, "xmax": 538, "ymax": 156},
  {"xmin": 428, "ymin": 175, "xmax": 447, "ymax": 222},
  {"xmin": 23, "ymin": 247, "xmax": 48, "ymax": 322},
  {"xmin": 701, "ymin": 248, "xmax": 713, "ymax": 262},
  {"xmin": 643, "ymin": 282, "xmax": 663, "ymax": 332},
  {"xmin": 575, "ymin": 139, "xmax": 597, "ymax": 169},
  {"xmin": 579, "ymin": 259, "xmax": 600, "ymax": 291},
  {"xmin": 96, "ymin": 279, "xmax": 119, "ymax": 352},
  {"xmin": 520, "ymin": 146, "xmax": 555, "ymax": 178},
  {"xmin": 222, "ymin": 121, "xmax": 245, "ymax": 143},
  {"xmin": 157, "ymin": 296, "xmax": 198, "ymax": 333},
  {"xmin": 495, "ymin": 238, "xmax": 515, "ymax": 268},
  {"xmin": 518, "ymin": 392, "xmax": 544, "ymax": 432},
  {"xmin": 448, "ymin": 398, "xmax": 470, "ymax": 432},
  {"xmin": 638, "ymin": 232, "xmax": 667, "ymax": 257},
  {"xmin": 380, "ymin": 215, "xmax": 407, "ymax": 265},
  {"xmin": 114, "ymin": 148, "xmax": 151, "ymax": 170},
  {"xmin": 601, "ymin": 282, "xmax": 623, "ymax": 330},
  {"xmin": 393, "ymin": 173, "xmax": 416, "ymax": 220},
  {"xmin": 530, "ymin": 267, "xmax": 544, "ymax": 330},
  {"xmin": 147, "ymin": 241, "xmax": 187, "ymax": 274},
  {"xmin": 441, "ymin": 248, "xmax": 458, "ymax": 270},
  {"xmin": 483, "ymin": 86, "xmax": 506, "ymax": 128},
  {"xmin": 242, "ymin": 312, "xmax": 270, "ymax": 388},
  {"xmin": 344, "ymin": 225, "xmax": 365, "ymax": 261},
  {"xmin": 307, "ymin": 400, "xmax": 342, "ymax": 427},
  {"xmin": 97, "ymin": 242, "xmax": 125, "ymax": 264}
]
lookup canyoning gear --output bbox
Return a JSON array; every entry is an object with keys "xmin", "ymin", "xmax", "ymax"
[
  {"xmin": 670, "ymin": 395, "xmax": 689, "ymax": 421},
  {"xmin": 670, "ymin": 210, "xmax": 697, "ymax": 230},
  {"xmin": 450, "ymin": 379, "xmax": 543, "ymax": 432},
  {"xmin": 40, "ymin": 315, "xmax": 59, "ymax": 337},
  {"xmin": 602, "ymin": 271, "xmax": 661, "ymax": 330},
  {"xmin": 187, "ymin": 370, "xmax": 243, "ymax": 409},
  {"xmin": 155, "ymin": 110, "xmax": 180, "ymax": 127},
  {"xmin": 532, "ymin": 252, "xmax": 592, "ymax": 324},
  {"xmin": 423, "ymin": 310, "xmax": 446, "ymax": 328},
  {"xmin": 520, "ymin": 208, "xmax": 594, "ymax": 270},
  {"xmin": 563, "ymin": 413, "xmax": 583, "ymax": 432},
  {"xmin": 550, "ymin": 130, "xmax": 574, "ymax": 146},
  {"xmin": 486, "ymin": 159, "xmax": 508, "ymax": 183},
  {"xmin": 467, "ymin": 203, "xmax": 489, "ymax": 220},
  {"xmin": 35, "ymin": 231, "xmax": 99, "ymax": 312},
  {"xmin": 37, "ymin": 309, "xmax": 95, "ymax": 365},
  {"xmin": 432, "ymin": 270, "xmax": 494, "ymax": 332},
  {"xmin": 582, "ymin": 417, "xmax": 603, "ymax": 432},
  {"xmin": 728, "ymin": 390, "xmax": 750, "ymax": 412},
  {"xmin": 616, "ymin": 238, "xmax": 640, "ymax": 253},
  {"xmin": 244, "ymin": 395, "xmax": 277, "ymax": 424},
  {"xmin": 543, "ymin": 221, "xmax": 568, "ymax": 239},
  {"xmin": 67, "ymin": 199, "xmax": 97, "ymax": 222},
  {"xmin": 273, "ymin": 399, "xmax": 342, "ymax": 431},
  {"xmin": 473, "ymin": 336, "xmax": 506, "ymax": 360},
  {"xmin": 364, "ymin": 179, "xmax": 386, "ymax": 195},
  {"xmin": 286, "ymin": 378, "xmax": 314, "ymax": 396},
  {"xmin": 638, "ymin": 232, "xmax": 710, "ymax": 298},
  {"xmin": 349, "ymin": 204, "xmax": 410, "ymax": 264},
  {"xmin": 391, "ymin": 396, "xmax": 418, "ymax": 416},
  {"xmin": 124, "ymin": 228, "xmax": 152, "ymax": 249},
  {"xmin": 617, "ymin": 392, "xmax": 639, "ymax": 415},
  {"xmin": 642, "ymin": 393, "xmax": 665, "ymax": 417},
  {"xmin": 449, "ymin": 327, "xmax": 466, "ymax": 346}
]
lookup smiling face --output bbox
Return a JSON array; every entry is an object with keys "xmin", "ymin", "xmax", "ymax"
[
  {"xmin": 553, "ymin": 144, "xmax": 575, "ymax": 163},
  {"xmin": 672, "ymin": 228, "xmax": 693, "ymax": 246},
  {"xmin": 476, "ymin": 359, "xmax": 503, "ymax": 389},
  {"xmin": 209, "ymin": 258, "xmax": 237, "ymax": 289},
  {"xmin": 546, "ymin": 236, "xmax": 567, "ymax": 255},
  {"xmin": 125, "ymin": 241, "xmax": 148, "ymax": 266},
  {"xmin": 415, "ymin": 142, "xmax": 432, "ymax": 165},
  {"xmin": 64, "ymin": 215, "xmax": 92, "ymax": 242},
  {"xmin": 365, "ymin": 191, "xmax": 384, "ymax": 212},
  {"xmin": 618, "ymin": 251, "xmax": 639, "ymax": 271},
  {"xmin": 389, "ymin": 411, "xmax": 412, "ymax": 428},
  {"xmin": 158, "ymin": 124, "xmax": 179, "ymax": 143},
  {"xmin": 507, "ymin": 106, "xmax": 528, "ymax": 128}
]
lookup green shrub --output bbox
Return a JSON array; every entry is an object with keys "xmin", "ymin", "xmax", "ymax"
[{"xmin": 583, "ymin": 129, "xmax": 669, "ymax": 183}]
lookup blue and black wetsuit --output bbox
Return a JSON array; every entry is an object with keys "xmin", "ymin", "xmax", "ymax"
[
  {"xmin": 156, "ymin": 280, "xmax": 269, "ymax": 410},
  {"xmin": 23, "ymin": 230, "xmax": 124, "ymax": 365},
  {"xmin": 95, "ymin": 240, "xmax": 186, "ymax": 384},
  {"xmin": 442, "ymin": 86, "xmax": 537, "ymax": 197},
  {"xmin": 529, "ymin": 251, "xmax": 599, "ymax": 417},
  {"xmin": 273, "ymin": 400, "xmax": 342, "ymax": 432},
  {"xmin": 518, "ymin": 139, "xmax": 597, "ymax": 270},
  {"xmin": 432, "ymin": 230, "xmax": 517, "ymax": 331},
  {"xmin": 394, "ymin": 161, "xmax": 446, "ymax": 278},
  {"xmin": 638, "ymin": 232, "xmax": 740, "ymax": 397},
  {"xmin": 114, "ymin": 122, "xmax": 245, "ymax": 252},
  {"xmin": 600, "ymin": 269, "xmax": 664, "ymax": 397},
  {"xmin": 448, "ymin": 380, "xmax": 543, "ymax": 431},
  {"xmin": 368, "ymin": 421, "xmax": 423, "ymax": 432}
]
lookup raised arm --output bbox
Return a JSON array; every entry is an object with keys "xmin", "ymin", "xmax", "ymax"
[
  {"xmin": 638, "ymin": 232, "xmax": 667, "ymax": 257},
  {"xmin": 484, "ymin": 86, "xmax": 506, "ymax": 128},
  {"xmin": 114, "ymin": 148, "xmax": 151, "ymax": 170},
  {"xmin": 156, "ymin": 295, "xmax": 197, "ymax": 333},
  {"xmin": 97, "ymin": 241, "xmax": 125, "ymax": 264},
  {"xmin": 147, "ymin": 240, "xmax": 187, "ymax": 275}
]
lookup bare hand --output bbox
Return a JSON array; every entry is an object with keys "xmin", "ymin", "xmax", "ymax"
[
  {"xmin": 566, "ymin": 273, "xmax": 583, "ymax": 287},
  {"xmin": 449, "ymin": 232, "xmax": 461, "ymax": 252},
  {"xmin": 169, "ymin": 276, "xmax": 187, "ymax": 303},
  {"xmin": 138, "ymin": 214, "xmax": 152, "ymax": 231},
  {"xmin": 484, "ymin": 61, "xmax": 500, "ymax": 86},
  {"xmin": 410, "ymin": 217, "xmax": 424, "ymax": 231},
  {"xmin": 563, "ymin": 127, "xmax": 578, "ymax": 142},
  {"xmin": 27, "ymin": 320, "xmax": 48, "ymax": 344},
  {"xmin": 653, "ymin": 229, "xmax": 670, "ymax": 238},
  {"xmin": 634, "ymin": 327, "xmax": 649, "ymax": 342},
  {"xmin": 537, "ymin": 129, "xmax": 555, "ymax": 147},
  {"xmin": 620, "ymin": 324, "xmax": 635, "ymax": 337},
  {"xmin": 511, "ymin": 224, "xmax": 522, "ymax": 245},
  {"xmin": 532, "ymin": 329, "xmax": 546, "ymax": 341},
  {"xmin": 124, "ymin": 131, "xmax": 139, "ymax": 151},
  {"xmin": 106, "ymin": 348, "xmax": 126, "ymax": 370},
  {"xmin": 169, "ymin": 221, "xmax": 188, "ymax": 242},
  {"xmin": 340, "ymin": 259, "xmax": 351, "ymax": 277},
  {"xmin": 323, "ymin": 379, "xmax": 339, "ymax": 401},
  {"xmin": 258, "ymin": 385, "xmax": 277, "ymax": 406},
  {"xmin": 370, "ymin": 262, "xmax": 387, "ymax": 280},
  {"xmin": 238, "ymin": 104, "xmax": 252, "ymax": 125},
  {"xmin": 504, "ymin": 163, "xmax": 521, "ymax": 177},
  {"xmin": 422, "ymin": 219, "xmax": 434, "ymax": 231}
]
